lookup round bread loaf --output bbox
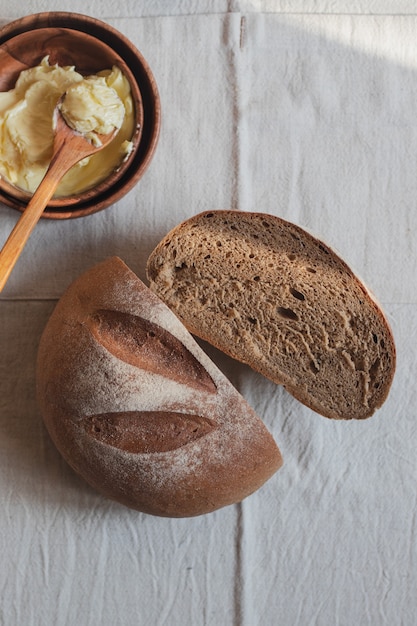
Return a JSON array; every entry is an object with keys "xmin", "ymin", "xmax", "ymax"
[
  {"xmin": 147, "ymin": 210, "xmax": 396, "ymax": 420},
  {"xmin": 36, "ymin": 256, "xmax": 282, "ymax": 517}
]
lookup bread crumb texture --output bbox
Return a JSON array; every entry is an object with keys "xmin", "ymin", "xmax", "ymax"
[
  {"xmin": 147, "ymin": 211, "xmax": 396, "ymax": 420},
  {"xmin": 36, "ymin": 257, "xmax": 282, "ymax": 517}
]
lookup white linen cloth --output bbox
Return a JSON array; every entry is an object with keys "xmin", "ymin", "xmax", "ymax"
[{"xmin": 0, "ymin": 2, "xmax": 415, "ymax": 624}]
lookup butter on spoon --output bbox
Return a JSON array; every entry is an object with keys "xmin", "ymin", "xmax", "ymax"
[
  {"xmin": 59, "ymin": 75, "xmax": 125, "ymax": 146},
  {"xmin": 0, "ymin": 96, "xmax": 119, "ymax": 291}
]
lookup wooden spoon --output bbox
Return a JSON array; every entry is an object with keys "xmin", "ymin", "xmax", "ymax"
[{"xmin": 0, "ymin": 107, "xmax": 117, "ymax": 292}]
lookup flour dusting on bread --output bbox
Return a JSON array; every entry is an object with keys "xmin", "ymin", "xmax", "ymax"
[{"xmin": 36, "ymin": 256, "xmax": 282, "ymax": 517}]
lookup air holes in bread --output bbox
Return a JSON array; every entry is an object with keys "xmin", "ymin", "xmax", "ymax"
[
  {"xmin": 290, "ymin": 288, "xmax": 305, "ymax": 301},
  {"xmin": 309, "ymin": 360, "xmax": 319, "ymax": 374},
  {"xmin": 369, "ymin": 358, "xmax": 381, "ymax": 387},
  {"xmin": 277, "ymin": 307, "xmax": 299, "ymax": 321}
]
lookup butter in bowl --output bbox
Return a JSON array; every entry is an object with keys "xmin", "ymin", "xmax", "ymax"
[{"xmin": 0, "ymin": 12, "xmax": 161, "ymax": 219}]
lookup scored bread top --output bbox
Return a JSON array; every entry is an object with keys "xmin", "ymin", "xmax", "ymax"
[
  {"xmin": 36, "ymin": 256, "xmax": 282, "ymax": 517},
  {"xmin": 147, "ymin": 210, "xmax": 396, "ymax": 420}
]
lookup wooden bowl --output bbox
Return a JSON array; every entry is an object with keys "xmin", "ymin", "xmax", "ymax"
[{"xmin": 0, "ymin": 13, "xmax": 161, "ymax": 219}]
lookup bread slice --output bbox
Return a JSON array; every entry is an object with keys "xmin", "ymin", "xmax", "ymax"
[
  {"xmin": 147, "ymin": 210, "xmax": 396, "ymax": 420},
  {"xmin": 36, "ymin": 256, "xmax": 282, "ymax": 517}
]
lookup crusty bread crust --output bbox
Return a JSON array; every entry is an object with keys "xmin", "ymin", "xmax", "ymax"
[
  {"xmin": 36, "ymin": 257, "xmax": 282, "ymax": 517},
  {"xmin": 147, "ymin": 210, "xmax": 396, "ymax": 420}
]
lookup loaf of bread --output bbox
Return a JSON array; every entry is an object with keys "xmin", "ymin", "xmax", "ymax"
[
  {"xmin": 147, "ymin": 210, "xmax": 396, "ymax": 420},
  {"xmin": 36, "ymin": 256, "xmax": 282, "ymax": 517}
]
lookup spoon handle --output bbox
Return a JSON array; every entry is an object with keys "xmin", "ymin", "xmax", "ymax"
[
  {"xmin": 0, "ymin": 152, "xmax": 68, "ymax": 292},
  {"xmin": 0, "ymin": 108, "xmax": 116, "ymax": 293}
]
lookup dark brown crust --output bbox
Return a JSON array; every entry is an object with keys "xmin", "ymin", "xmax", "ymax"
[
  {"xmin": 36, "ymin": 256, "xmax": 282, "ymax": 517},
  {"xmin": 81, "ymin": 411, "xmax": 216, "ymax": 453},
  {"xmin": 147, "ymin": 210, "xmax": 396, "ymax": 420},
  {"xmin": 88, "ymin": 309, "xmax": 217, "ymax": 394}
]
